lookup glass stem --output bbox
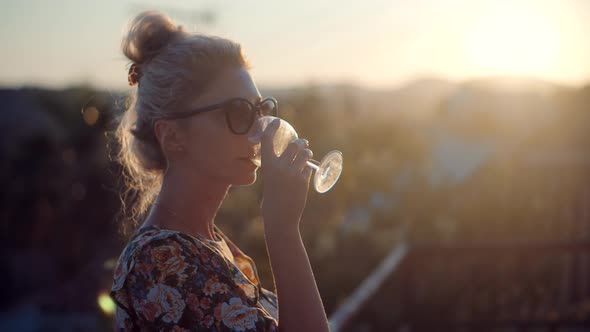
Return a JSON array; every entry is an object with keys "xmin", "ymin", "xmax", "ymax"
[{"xmin": 306, "ymin": 159, "xmax": 320, "ymax": 171}]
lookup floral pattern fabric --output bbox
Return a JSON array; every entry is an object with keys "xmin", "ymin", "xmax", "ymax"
[{"xmin": 110, "ymin": 224, "xmax": 278, "ymax": 331}]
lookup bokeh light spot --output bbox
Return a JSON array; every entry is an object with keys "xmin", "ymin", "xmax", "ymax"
[
  {"xmin": 98, "ymin": 291, "xmax": 116, "ymax": 316},
  {"xmin": 82, "ymin": 106, "xmax": 100, "ymax": 126}
]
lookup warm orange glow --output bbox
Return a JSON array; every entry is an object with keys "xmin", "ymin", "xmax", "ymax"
[
  {"xmin": 465, "ymin": 8, "xmax": 559, "ymax": 75},
  {"xmin": 82, "ymin": 106, "xmax": 100, "ymax": 126}
]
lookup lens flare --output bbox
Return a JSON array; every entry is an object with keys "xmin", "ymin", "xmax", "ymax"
[{"xmin": 98, "ymin": 291, "xmax": 116, "ymax": 316}]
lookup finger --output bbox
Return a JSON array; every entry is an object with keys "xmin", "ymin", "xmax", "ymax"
[
  {"xmin": 301, "ymin": 162, "xmax": 313, "ymax": 182},
  {"xmin": 260, "ymin": 119, "xmax": 281, "ymax": 165},
  {"xmin": 291, "ymin": 148, "xmax": 313, "ymax": 174},
  {"xmin": 279, "ymin": 139, "xmax": 307, "ymax": 167}
]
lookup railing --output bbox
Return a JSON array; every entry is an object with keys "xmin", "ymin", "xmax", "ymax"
[
  {"xmin": 329, "ymin": 241, "xmax": 409, "ymax": 332},
  {"xmin": 329, "ymin": 241, "xmax": 590, "ymax": 332}
]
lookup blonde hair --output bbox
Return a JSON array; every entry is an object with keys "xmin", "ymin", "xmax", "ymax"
[{"xmin": 112, "ymin": 10, "xmax": 251, "ymax": 238}]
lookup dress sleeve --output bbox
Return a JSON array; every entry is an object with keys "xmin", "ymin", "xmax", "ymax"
[{"xmin": 120, "ymin": 235, "xmax": 278, "ymax": 331}]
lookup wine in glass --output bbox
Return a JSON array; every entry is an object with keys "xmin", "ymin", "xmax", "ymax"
[{"xmin": 249, "ymin": 116, "xmax": 343, "ymax": 193}]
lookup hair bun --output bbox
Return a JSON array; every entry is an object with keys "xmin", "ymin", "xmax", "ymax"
[{"xmin": 122, "ymin": 10, "xmax": 185, "ymax": 65}]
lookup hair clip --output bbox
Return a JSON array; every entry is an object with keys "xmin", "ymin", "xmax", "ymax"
[{"xmin": 128, "ymin": 63, "xmax": 141, "ymax": 86}]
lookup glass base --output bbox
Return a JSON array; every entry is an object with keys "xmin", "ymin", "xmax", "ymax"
[{"xmin": 313, "ymin": 150, "xmax": 343, "ymax": 193}]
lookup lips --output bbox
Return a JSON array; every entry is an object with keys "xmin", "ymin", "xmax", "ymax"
[{"xmin": 250, "ymin": 156, "xmax": 261, "ymax": 166}]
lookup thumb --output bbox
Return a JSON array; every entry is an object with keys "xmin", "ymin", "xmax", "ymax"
[{"xmin": 261, "ymin": 118, "xmax": 281, "ymax": 165}]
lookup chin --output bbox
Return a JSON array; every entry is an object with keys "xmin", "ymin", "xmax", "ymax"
[{"xmin": 233, "ymin": 170, "xmax": 258, "ymax": 186}]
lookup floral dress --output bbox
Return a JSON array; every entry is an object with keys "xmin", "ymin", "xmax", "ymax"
[{"xmin": 109, "ymin": 224, "xmax": 278, "ymax": 331}]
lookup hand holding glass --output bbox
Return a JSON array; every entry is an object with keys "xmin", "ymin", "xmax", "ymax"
[{"xmin": 249, "ymin": 116, "xmax": 343, "ymax": 193}]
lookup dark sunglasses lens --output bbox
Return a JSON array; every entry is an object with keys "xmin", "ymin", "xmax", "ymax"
[
  {"xmin": 226, "ymin": 100, "xmax": 255, "ymax": 134},
  {"xmin": 259, "ymin": 99, "xmax": 277, "ymax": 116}
]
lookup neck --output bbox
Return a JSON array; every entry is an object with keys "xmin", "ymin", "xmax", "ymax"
[{"xmin": 146, "ymin": 165, "xmax": 231, "ymax": 241}]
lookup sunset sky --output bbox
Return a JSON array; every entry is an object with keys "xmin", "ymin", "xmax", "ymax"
[{"xmin": 1, "ymin": 0, "xmax": 589, "ymax": 90}]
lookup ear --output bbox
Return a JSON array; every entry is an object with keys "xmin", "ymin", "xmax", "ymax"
[{"xmin": 154, "ymin": 119, "xmax": 185, "ymax": 154}]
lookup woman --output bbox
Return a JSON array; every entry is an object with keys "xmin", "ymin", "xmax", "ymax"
[{"xmin": 108, "ymin": 10, "xmax": 331, "ymax": 332}]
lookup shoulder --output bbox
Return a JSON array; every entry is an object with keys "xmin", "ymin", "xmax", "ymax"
[
  {"xmin": 110, "ymin": 226, "xmax": 218, "ymax": 320},
  {"xmin": 111, "ymin": 228, "xmax": 171, "ymax": 290},
  {"xmin": 109, "ymin": 227, "xmax": 278, "ymax": 330},
  {"xmin": 111, "ymin": 226, "xmax": 218, "ymax": 292}
]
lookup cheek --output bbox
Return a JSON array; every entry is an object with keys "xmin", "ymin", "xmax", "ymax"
[
  {"xmin": 186, "ymin": 126, "xmax": 237, "ymax": 170},
  {"xmin": 184, "ymin": 116, "xmax": 255, "ymax": 181}
]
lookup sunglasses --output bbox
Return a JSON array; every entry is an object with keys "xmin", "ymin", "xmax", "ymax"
[{"xmin": 162, "ymin": 97, "xmax": 278, "ymax": 135}]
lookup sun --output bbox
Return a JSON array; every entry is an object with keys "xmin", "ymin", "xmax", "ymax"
[{"xmin": 465, "ymin": 8, "xmax": 559, "ymax": 76}]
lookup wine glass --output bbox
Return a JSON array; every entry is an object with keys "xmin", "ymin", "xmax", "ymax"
[{"xmin": 248, "ymin": 116, "xmax": 343, "ymax": 193}]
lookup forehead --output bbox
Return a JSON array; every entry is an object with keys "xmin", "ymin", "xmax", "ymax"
[{"xmin": 188, "ymin": 67, "xmax": 261, "ymax": 108}]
